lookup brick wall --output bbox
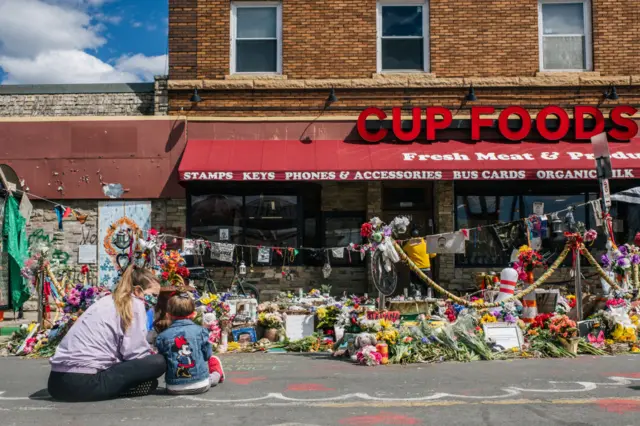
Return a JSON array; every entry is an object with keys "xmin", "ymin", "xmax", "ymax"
[
  {"xmin": 0, "ymin": 85, "xmax": 156, "ymax": 117},
  {"xmin": 168, "ymin": 82, "xmax": 640, "ymax": 117},
  {"xmin": 593, "ymin": 0, "xmax": 640, "ymax": 76},
  {"xmin": 169, "ymin": 0, "xmax": 640, "ymax": 80}
]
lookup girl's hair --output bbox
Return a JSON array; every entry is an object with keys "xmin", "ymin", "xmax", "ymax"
[
  {"xmin": 166, "ymin": 293, "xmax": 195, "ymax": 318},
  {"xmin": 113, "ymin": 266, "xmax": 159, "ymax": 332}
]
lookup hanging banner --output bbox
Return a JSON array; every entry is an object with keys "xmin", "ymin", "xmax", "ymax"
[{"xmin": 211, "ymin": 243, "xmax": 235, "ymax": 263}]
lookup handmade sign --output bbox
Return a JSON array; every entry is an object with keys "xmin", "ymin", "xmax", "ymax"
[
  {"xmin": 483, "ymin": 323, "xmax": 523, "ymax": 350},
  {"xmin": 211, "ymin": 242, "xmax": 235, "ymax": 263},
  {"xmin": 285, "ymin": 314, "xmax": 314, "ymax": 341},
  {"xmin": 257, "ymin": 247, "xmax": 271, "ymax": 263},
  {"xmin": 426, "ymin": 231, "xmax": 466, "ymax": 254},
  {"xmin": 366, "ymin": 311, "xmax": 401, "ymax": 322}
]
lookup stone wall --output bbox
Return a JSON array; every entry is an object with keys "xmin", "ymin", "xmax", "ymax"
[{"xmin": 0, "ymin": 84, "xmax": 155, "ymax": 117}]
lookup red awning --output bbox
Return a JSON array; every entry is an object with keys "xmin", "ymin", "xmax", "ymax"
[{"xmin": 179, "ymin": 139, "xmax": 640, "ymax": 182}]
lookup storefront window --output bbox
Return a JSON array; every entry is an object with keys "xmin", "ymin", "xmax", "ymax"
[
  {"xmin": 324, "ymin": 214, "xmax": 365, "ymax": 266},
  {"xmin": 190, "ymin": 194, "xmax": 243, "ymax": 243},
  {"xmin": 455, "ymin": 182, "xmax": 599, "ymax": 267},
  {"xmin": 245, "ymin": 195, "xmax": 298, "ymax": 248}
]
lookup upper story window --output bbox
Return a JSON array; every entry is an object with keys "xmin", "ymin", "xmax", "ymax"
[
  {"xmin": 231, "ymin": 2, "xmax": 282, "ymax": 74},
  {"xmin": 377, "ymin": 1, "xmax": 429, "ymax": 73},
  {"xmin": 538, "ymin": 0, "xmax": 592, "ymax": 71}
]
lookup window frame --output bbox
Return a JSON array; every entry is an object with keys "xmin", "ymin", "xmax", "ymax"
[
  {"xmin": 376, "ymin": 0, "xmax": 430, "ymax": 74},
  {"xmin": 230, "ymin": 1, "xmax": 283, "ymax": 75},
  {"xmin": 537, "ymin": 0, "xmax": 592, "ymax": 72}
]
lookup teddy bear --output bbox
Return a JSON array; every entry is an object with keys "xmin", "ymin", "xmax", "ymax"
[{"xmin": 350, "ymin": 333, "xmax": 378, "ymax": 361}]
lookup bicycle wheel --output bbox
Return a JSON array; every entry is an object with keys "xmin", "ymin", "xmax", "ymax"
[{"xmin": 370, "ymin": 250, "xmax": 398, "ymax": 297}]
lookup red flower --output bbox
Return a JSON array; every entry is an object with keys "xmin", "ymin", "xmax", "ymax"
[
  {"xmin": 360, "ymin": 223, "xmax": 374, "ymax": 238},
  {"xmin": 161, "ymin": 272, "xmax": 169, "ymax": 280},
  {"xmin": 81, "ymin": 265, "xmax": 89, "ymax": 275},
  {"xmin": 149, "ymin": 228, "xmax": 158, "ymax": 237}
]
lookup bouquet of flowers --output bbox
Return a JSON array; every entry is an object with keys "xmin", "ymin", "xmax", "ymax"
[
  {"xmin": 514, "ymin": 245, "xmax": 546, "ymax": 283},
  {"xmin": 158, "ymin": 249, "xmax": 190, "ymax": 286},
  {"xmin": 63, "ymin": 284, "xmax": 110, "ymax": 314},
  {"xmin": 601, "ymin": 244, "xmax": 640, "ymax": 288},
  {"xmin": 316, "ymin": 305, "xmax": 340, "ymax": 329},
  {"xmin": 258, "ymin": 312, "xmax": 284, "ymax": 330},
  {"xmin": 356, "ymin": 345, "xmax": 382, "ymax": 366},
  {"xmin": 548, "ymin": 315, "xmax": 578, "ymax": 339}
]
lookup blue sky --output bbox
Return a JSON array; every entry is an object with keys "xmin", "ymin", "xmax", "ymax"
[{"xmin": 0, "ymin": 0, "xmax": 169, "ymax": 84}]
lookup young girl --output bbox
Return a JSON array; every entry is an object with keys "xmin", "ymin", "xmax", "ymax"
[{"xmin": 156, "ymin": 293, "xmax": 225, "ymax": 395}]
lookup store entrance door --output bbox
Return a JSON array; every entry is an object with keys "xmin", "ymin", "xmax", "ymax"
[{"xmin": 381, "ymin": 183, "xmax": 435, "ymax": 298}]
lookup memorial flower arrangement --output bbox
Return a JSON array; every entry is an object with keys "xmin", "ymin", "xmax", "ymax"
[
  {"xmin": 62, "ymin": 284, "xmax": 110, "ymax": 314},
  {"xmin": 514, "ymin": 245, "xmax": 546, "ymax": 282},
  {"xmin": 316, "ymin": 305, "xmax": 340, "ymax": 329},
  {"xmin": 548, "ymin": 315, "xmax": 578, "ymax": 339},
  {"xmin": 258, "ymin": 312, "xmax": 285, "ymax": 330},
  {"xmin": 158, "ymin": 249, "xmax": 190, "ymax": 286}
]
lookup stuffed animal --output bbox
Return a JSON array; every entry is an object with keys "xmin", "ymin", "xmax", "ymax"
[{"xmin": 351, "ymin": 333, "xmax": 378, "ymax": 361}]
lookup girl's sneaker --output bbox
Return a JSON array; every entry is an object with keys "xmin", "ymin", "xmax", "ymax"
[{"xmin": 208, "ymin": 356, "xmax": 225, "ymax": 383}]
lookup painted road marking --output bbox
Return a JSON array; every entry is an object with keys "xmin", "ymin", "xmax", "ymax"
[{"xmin": 1, "ymin": 375, "xmax": 640, "ymax": 405}]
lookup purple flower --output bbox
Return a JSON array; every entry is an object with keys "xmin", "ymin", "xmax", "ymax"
[
  {"xmin": 632, "ymin": 254, "xmax": 640, "ymax": 265},
  {"xmin": 421, "ymin": 337, "xmax": 429, "ymax": 344},
  {"xmin": 490, "ymin": 310, "xmax": 501, "ymax": 318},
  {"xmin": 601, "ymin": 254, "xmax": 611, "ymax": 268},
  {"xmin": 75, "ymin": 284, "xmax": 84, "ymax": 291},
  {"xmin": 619, "ymin": 245, "xmax": 629, "ymax": 255},
  {"xmin": 382, "ymin": 226, "xmax": 393, "ymax": 237},
  {"xmin": 617, "ymin": 257, "xmax": 630, "ymax": 268},
  {"xmin": 84, "ymin": 287, "xmax": 95, "ymax": 299},
  {"xmin": 504, "ymin": 314, "xmax": 517, "ymax": 324}
]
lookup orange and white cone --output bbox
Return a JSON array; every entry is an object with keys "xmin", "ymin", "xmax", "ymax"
[
  {"xmin": 495, "ymin": 268, "xmax": 518, "ymax": 303},
  {"xmin": 521, "ymin": 272, "xmax": 538, "ymax": 323}
]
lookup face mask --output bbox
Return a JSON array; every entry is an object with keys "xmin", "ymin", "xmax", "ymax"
[{"xmin": 144, "ymin": 294, "xmax": 158, "ymax": 310}]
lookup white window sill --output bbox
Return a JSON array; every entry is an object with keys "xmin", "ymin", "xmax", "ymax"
[
  {"xmin": 536, "ymin": 71, "xmax": 599, "ymax": 76},
  {"xmin": 225, "ymin": 74, "xmax": 287, "ymax": 80},
  {"xmin": 373, "ymin": 72, "xmax": 435, "ymax": 78}
]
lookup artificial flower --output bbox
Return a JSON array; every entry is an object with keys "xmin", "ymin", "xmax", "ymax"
[
  {"xmin": 601, "ymin": 254, "xmax": 611, "ymax": 268},
  {"xmin": 360, "ymin": 223, "xmax": 374, "ymax": 238},
  {"xmin": 584, "ymin": 229, "xmax": 598, "ymax": 242}
]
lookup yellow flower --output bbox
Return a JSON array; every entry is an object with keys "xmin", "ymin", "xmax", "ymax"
[
  {"xmin": 631, "ymin": 315, "xmax": 639, "ymax": 327},
  {"xmin": 519, "ymin": 245, "xmax": 531, "ymax": 253},
  {"xmin": 472, "ymin": 299, "xmax": 485, "ymax": 306},
  {"xmin": 566, "ymin": 295, "xmax": 576, "ymax": 301},
  {"xmin": 379, "ymin": 319, "xmax": 393, "ymax": 330},
  {"xmin": 605, "ymin": 339, "xmax": 614, "ymax": 345},
  {"xmin": 316, "ymin": 307, "xmax": 327, "ymax": 319},
  {"xmin": 511, "ymin": 347, "xmax": 519, "ymax": 353},
  {"xmin": 227, "ymin": 342, "xmax": 241, "ymax": 352},
  {"xmin": 480, "ymin": 314, "xmax": 497, "ymax": 324},
  {"xmin": 632, "ymin": 346, "xmax": 640, "ymax": 353},
  {"xmin": 199, "ymin": 294, "xmax": 218, "ymax": 305}
]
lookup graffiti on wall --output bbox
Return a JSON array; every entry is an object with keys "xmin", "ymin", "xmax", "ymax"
[{"xmin": 98, "ymin": 201, "xmax": 151, "ymax": 288}]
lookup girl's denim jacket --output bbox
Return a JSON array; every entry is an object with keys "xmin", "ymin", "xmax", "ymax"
[{"xmin": 156, "ymin": 319, "xmax": 211, "ymax": 386}]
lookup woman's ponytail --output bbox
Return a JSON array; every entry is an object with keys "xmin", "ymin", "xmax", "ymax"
[{"xmin": 113, "ymin": 266, "xmax": 135, "ymax": 332}]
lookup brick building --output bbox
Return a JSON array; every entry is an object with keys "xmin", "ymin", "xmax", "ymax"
[
  {"xmin": 167, "ymin": 0, "xmax": 640, "ymax": 295},
  {"xmin": 2, "ymin": 1, "xmax": 640, "ymax": 307}
]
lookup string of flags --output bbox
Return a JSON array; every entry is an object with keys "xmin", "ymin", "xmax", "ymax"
[{"xmin": 4, "ymin": 187, "xmax": 612, "ymax": 263}]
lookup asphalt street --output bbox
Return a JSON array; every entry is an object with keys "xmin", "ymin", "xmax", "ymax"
[{"xmin": 2, "ymin": 353, "xmax": 640, "ymax": 425}]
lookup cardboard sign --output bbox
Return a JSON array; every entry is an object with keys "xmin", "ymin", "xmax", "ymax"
[
  {"xmin": 78, "ymin": 245, "xmax": 97, "ymax": 264},
  {"xmin": 366, "ymin": 311, "xmax": 401, "ymax": 322},
  {"xmin": 483, "ymin": 323, "xmax": 523, "ymax": 350}
]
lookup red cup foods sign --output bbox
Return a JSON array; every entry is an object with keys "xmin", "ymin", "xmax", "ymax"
[{"xmin": 356, "ymin": 105, "xmax": 638, "ymax": 142}]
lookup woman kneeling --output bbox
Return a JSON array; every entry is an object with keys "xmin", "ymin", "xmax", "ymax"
[{"xmin": 48, "ymin": 266, "xmax": 166, "ymax": 402}]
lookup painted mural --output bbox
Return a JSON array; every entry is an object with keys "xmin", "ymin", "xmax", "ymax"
[{"xmin": 98, "ymin": 201, "xmax": 151, "ymax": 288}]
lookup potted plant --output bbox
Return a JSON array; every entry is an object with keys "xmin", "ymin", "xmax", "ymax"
[
  {"xmin": 258, "ymin": 312, "xmax": 284, "ymax": 342},
  {"xmin": 320, "ymin": 284, "xmax": 332, "ymax": 297}
]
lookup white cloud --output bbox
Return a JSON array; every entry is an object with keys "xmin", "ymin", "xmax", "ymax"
[
  {"xmin": 116, "ymin": 54, "xmax": 167, "ymax": 82},
  {"xmin": 0, "ymin": 50, "xmax": 167, "ymax": 84},
  {"xmin": 0, "ymin": 0, "xmax": 105, "ymax": 58},
  {"xmin": 0, "ymin": 0, "xmax": 165, "ymax": 84}
]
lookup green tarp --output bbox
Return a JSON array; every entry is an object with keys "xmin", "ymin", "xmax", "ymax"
[{"xmin": 3, "ymin": 195, "xmax": 29, "ymax": 311}]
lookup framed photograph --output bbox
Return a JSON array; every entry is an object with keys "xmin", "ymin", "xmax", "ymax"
[
  {"xmin": 483, "ymin": 323, "xmax": 523, "ymax": 350},
  {"xmin": 219, "ymin": 228, "xmax": 230, "ymax": 241}
]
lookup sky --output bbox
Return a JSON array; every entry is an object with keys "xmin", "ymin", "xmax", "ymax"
[{"xmin": 0, "ymin": 0, "xmax": 168, "ymax": 84}]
